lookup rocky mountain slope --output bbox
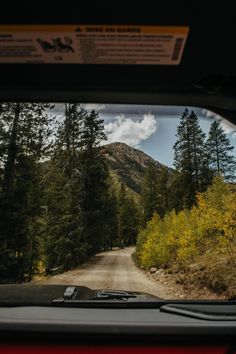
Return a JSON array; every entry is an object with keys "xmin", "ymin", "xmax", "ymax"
[{"xmin": 102, "ymin": 142, "xmax": 165, "ymax": 196}]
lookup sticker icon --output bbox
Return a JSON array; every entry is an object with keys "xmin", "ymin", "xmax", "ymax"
[
  {"xmin": 37, "ymin": 37, "xmax": 74, "ymax": 53},
  {"xmin": 37, "ymin": 38, "xmax": 56, "ymax": 52}
]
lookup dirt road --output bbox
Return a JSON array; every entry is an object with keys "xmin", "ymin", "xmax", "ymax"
[{"xmin": 40, "ymin": 247, "xmax": 174, "ymax": 299}]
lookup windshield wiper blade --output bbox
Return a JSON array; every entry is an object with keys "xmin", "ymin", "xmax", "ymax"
[
  {"xmin": 95, "ymin": 290, "xmax": 137, "ymax": 300},
  {"xmin": 52, "ymin": 287, "xmax": 137, "ymax": 304}
]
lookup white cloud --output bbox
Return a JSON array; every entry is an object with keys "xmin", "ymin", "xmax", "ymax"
[
  {"xmin": 202, "ymin": 109, "xmax": 236, "ymax": 138},
  {"xmin": 103, "ymin": 113, "xmax": 158, "ymax": 147}
]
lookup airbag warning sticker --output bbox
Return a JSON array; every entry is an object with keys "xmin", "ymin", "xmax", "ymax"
[{"xmin": 0, "ymin": 25, "xmax": 189, "ymax": 65}]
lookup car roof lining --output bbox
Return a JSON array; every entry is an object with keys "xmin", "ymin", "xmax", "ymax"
[{"xmin": 0, "ymin": 1, "xmax": 236, "ymax": 125}]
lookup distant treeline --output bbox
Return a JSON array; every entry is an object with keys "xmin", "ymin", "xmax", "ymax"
[{"xmin": 0, "ymin": 105, "xmax": 235, "ymax": 283}]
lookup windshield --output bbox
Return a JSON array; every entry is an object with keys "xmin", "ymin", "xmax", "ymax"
[{"xmin": 0, "ymin": 103, "xmax": 235, "ymax": 301}]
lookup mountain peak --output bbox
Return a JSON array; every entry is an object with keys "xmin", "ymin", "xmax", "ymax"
[
  {"xmin": 103, "ymin": 142, "xmax": 156, "ymax": 167},
  {"xmin": 102, "ymin": 142, "xmax": 164, "ymax": 196}
]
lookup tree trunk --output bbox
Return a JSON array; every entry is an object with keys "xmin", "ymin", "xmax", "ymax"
[{"xmin": 3, "ymin": 103, "xmax": 22, "ymax": 195}]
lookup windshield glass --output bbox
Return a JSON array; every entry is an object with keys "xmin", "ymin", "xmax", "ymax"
[{"xmin": 0, "ymin": 103, "xmax": 235, "ymax": 301}]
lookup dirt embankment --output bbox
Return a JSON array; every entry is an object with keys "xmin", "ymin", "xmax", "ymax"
[{"xmin": 142, "ymin": 257, "xmax": 234, "ymax": 300}]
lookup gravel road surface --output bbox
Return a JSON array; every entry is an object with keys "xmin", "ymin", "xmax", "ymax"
[{"xmin": 40, "ymin": 247, "xmax": 174, "ymax": 299}]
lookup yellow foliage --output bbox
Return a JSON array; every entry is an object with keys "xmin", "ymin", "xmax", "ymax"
[{"xmin": 135, "ymin": 177, "xmax": 236, "ymax": 269}]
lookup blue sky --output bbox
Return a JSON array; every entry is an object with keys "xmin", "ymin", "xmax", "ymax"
[
  {"xmin": 53, "ymin": 104, "xmax": 236, "ymax": 168},
  {"xmin": 82, "ymin": 104, "xmax": 236, "ymax": 168}
]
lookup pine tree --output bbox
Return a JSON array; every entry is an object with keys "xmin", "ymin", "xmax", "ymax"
[
  {"xmin": 168, "ymin": 171, "xmax": 184, "ymax": 212},
  {"xmin": 117, "ymin": 182, "xmax": 128, "ymax": 246},
  {"xmin": 124, "ymin": 197, "xmax": 140, "ymax": 245},
  {"xmin": 156, "ymin": 165, "xmax": 171, "ymax": 217},
  {"xmin": 44, "ymin": 104, "xmax": 87, "ymax": 271},
  {"xmin": 45, "ymin": 106, "xmax": 116, "ymax": 268},
  {"xmin": 77, "ymin": 109, "xmax": 109, "ymax": 256},
  {"xmin": 117, "ymin": 182, "xmax": 139, "ymax": 246},
  {"xmin": 0, "ymin": 103, "xmax": 53, "ymax": 282},
  {"xmin": 102, "ymin": 180, "xmax": 118, "ymax": 251},
  {"xmin": 43, "ymin": 159, "xmax": 78, "ymax": 271},
  {"xmin": 141, "ymin": 161, "xmax": 159, "ymax": 223},
  {"xmin": 206, "ymin": 121, "xmax": 236, "ymax": 181},
  {"xmin": 173, "ymin": 109, "xmax": 210, "ymax": 208},
  {"xmin": 55, "ymin": 103, "xmax": 86, "ymax": 177}
]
